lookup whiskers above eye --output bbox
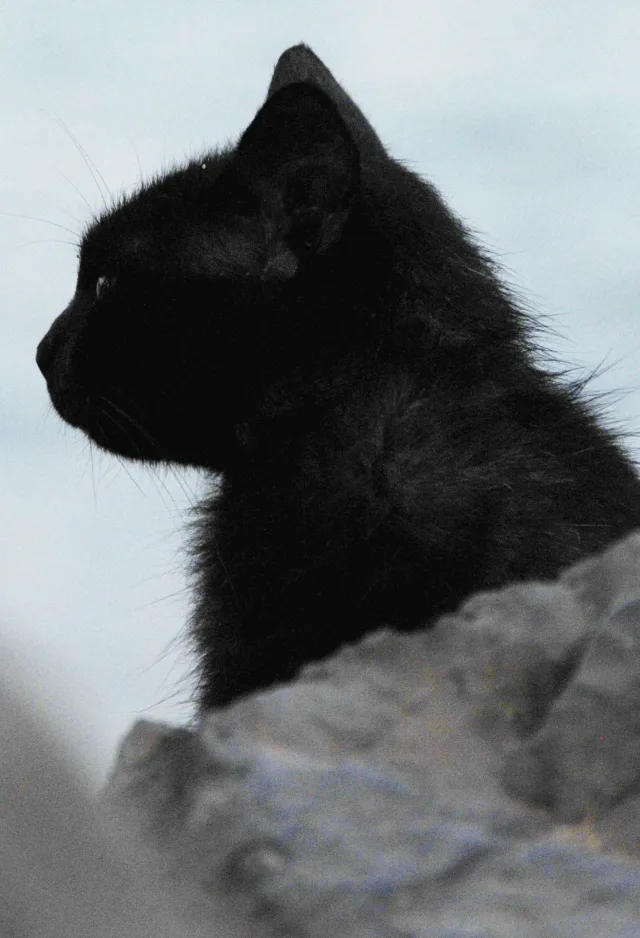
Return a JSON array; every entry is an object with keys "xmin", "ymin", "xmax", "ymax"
[
  {"xmin": 1, "ymin": 210, "xmax": 81, "ymax": 255},
  {"xmin": 46, "ymin": 110, "xmax": 113, "ymax": 210}
]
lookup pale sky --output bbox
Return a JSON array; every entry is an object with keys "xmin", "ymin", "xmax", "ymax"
[{"xmin": 2, "ymin": 0, "xmax": 640, "ymax": 783}]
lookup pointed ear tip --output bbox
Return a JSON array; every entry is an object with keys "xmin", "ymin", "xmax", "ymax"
[
  {"xmin": 274, "ymin": 43, "xmax": 321, "ymax": 70},
  {"xmin": 269, "ymin": 45, "xmax": 329, "ymax": 99}
]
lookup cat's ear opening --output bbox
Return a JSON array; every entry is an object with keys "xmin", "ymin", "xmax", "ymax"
[{"xmin": 231, "ymin": 82, "xmax": 360, "ymax": 274}]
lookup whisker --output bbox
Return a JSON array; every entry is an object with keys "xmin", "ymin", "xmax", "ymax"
[
  {"xmin": 6, "ymin": 239, "xmax": 78, "ymax": 253},
  {"xmin": 97, "ymin": 405, "xmax": 150, "ymax": 476},
  {"xmin": 100, "ymin": 396, "xmax": 165, "ymax": 458},
  {"xmin": 98, "ymin": 399, "xmax": 204, "ymax": 514},
  {"xmin": 147, "ymin": 467, "xmax": 179, "ymax": 512},
  {"xmin": 1, "ymin": 212, "xmax": 79, "ymax": 236},
  {"xmin": 126, "ymin": 134, "xmax": 145, "ymax": 184},
  {"xmin": 46, "ymin": 110, "xmax": 112, "ymax": 206},
  {"xmin": 51, "ymin": 165, "xmax": 94, "ymax": 215},
  {"xmin": 116, "ymin": 457, "xmax": 148, "ymax": 497},
  {"xmin": 153, "ymin": 463, "xmax": 200, "ymax": 510},
  {"xmin": 99, "ymin": 407, "xmax": 149, "ymax": 497}
]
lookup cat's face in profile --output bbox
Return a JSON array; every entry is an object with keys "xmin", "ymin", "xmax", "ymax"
[{"xmin": 37, "ymin": 83, "xmax": 360, "ymax": 470}]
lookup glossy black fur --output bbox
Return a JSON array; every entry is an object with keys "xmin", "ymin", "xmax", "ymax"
[{"xmin": 37, "ymin": 45, "xmax": 640, "ymax": 709}]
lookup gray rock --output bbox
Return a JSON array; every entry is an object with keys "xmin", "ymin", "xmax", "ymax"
[
  {"xmin": 102, "ymin": 531, "xmax": 640, "ymax": 936},
  {"xmin": 504, "ymin": 533, "xmax": 640, "ymax": 821}
]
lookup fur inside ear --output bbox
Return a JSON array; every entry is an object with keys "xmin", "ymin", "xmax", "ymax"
[{"xmin": 231, "ymin": 82, "xmax": 360, "ymax": 263}]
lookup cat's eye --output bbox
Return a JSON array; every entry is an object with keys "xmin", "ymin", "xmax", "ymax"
[{"xmin": 95, "ymin": 276, "xmax": 114, "ymax": 299}]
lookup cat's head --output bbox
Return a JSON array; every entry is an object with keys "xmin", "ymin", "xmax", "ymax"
[{"xmin": 36, "ymin": 46, "xmax": 389, "ymax": 470}]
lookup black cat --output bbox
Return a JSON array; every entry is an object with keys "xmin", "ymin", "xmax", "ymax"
[{"xmin": 37, "ymin": 45, "xmax": 640, "ymax": 710}]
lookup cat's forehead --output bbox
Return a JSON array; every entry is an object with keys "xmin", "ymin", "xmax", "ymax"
[
  {"xmin": 80, "ymin": 149, "xmax": 233, "ymax": 256},
  {"xmin": 109, "ymin": 148, "xmax": 231, "ymax": 216}
]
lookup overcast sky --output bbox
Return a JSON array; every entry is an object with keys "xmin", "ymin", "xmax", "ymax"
[{"xmin": 2, "ymin": 0, "xmax": 640, "ymax": 783}]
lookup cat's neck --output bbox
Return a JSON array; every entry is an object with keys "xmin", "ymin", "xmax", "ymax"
[{"xmin": 216, "ymin": 361, "xmax": 419, "ymax": 493}]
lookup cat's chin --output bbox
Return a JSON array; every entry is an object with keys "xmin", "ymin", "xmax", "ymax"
[
  {"xmin": 46, "ymin": 387, "xmax": 157, "ymax": 462},
  {"xmin": 47, "ymin": 384, "xmax": 92, "ymax": 433},
  {"xmin": 57, "ymin": 396, "xmax": 232, "ymax": 470}
]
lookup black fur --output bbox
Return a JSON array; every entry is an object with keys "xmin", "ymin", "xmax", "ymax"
[{"xmin": 37, "ymin": 45, "xmax": 640, "ymax": 709}]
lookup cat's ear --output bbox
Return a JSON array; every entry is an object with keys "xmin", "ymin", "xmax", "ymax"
[
  {"xmin": 268, "ymin": 45, "xmax": 387, "ymax": 160},
  {"xmin": 231, "ymin": 82, "xmax": 360, "ymax": 272}
]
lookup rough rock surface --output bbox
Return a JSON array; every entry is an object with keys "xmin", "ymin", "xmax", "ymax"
[
  {"xmin": 102, "ymin": 532, "xmax": 640, "ymax": 937},
  {"xmin": 3, "ymin": 533, "xmax": 640, "ymax": 936}
]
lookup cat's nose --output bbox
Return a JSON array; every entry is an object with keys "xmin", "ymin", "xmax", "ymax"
[
  {"xmin": 36, "ymin": 332, "xmax": 54, "ymax": 377},
  {"xmin": 37, "ymin": 308, "xmax": 71, "ymax": 378}
]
